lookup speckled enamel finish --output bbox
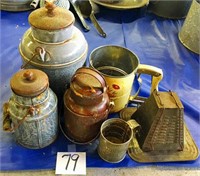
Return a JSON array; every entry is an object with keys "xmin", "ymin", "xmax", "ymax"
[
  {"xmin": 19, "ymin": 26, "xmax": 88, "ymax": 98},
  {"xmin": 8, "ymin": 88, "xmax": 58, "ymax": 149}
]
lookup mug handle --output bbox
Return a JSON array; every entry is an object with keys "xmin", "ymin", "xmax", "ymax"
[
  {"xmin": 137, "ymin": 64, "xmax": 163, "ymax": 93},
  {"xmin": 129, "ymin": 64, "xmax": 163, "ymax": 101}
]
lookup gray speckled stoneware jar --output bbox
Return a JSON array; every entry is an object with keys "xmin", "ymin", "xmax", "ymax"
[
  {"xmin": 19, "ymin": 2, "xmax": 88, "ymax": 98},
  {"xmin": 3, "ymin": 69, "xmax": 58, "ymax": 149}
]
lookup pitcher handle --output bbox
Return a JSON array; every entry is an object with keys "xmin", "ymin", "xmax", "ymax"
[{"xmin": 137, "ymin": 64, "xmax": 163, "ymax": 93}]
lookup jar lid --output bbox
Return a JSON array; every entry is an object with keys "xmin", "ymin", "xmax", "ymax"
[
  {"xmin": 10, "ymin": 69, "xmax": 49, "ymax": 97},
  {"xmin": 28, "ymin": 1, "xmax": 75, "ymax": 30},
  {"xmin": 71, "ymin": 67, "xmax": 107, "ymax": 97}
]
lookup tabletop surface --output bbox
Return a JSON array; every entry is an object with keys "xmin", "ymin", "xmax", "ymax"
[{"xmin": 0, "ymin": 3, "xmax": 200, "ymax": 171}]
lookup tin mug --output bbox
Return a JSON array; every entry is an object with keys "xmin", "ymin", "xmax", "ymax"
[
  {"xmin": 89, "ymin": 45, "xmax": 163, "ymax": 113},
  {"xmin": 97, "ymin": 118, "xmax": 140, "ymax": 163}
]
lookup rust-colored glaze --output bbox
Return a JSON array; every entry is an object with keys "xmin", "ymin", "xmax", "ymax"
[
  {"xmin": 63, "ymin": 67, "xmax": 111, "ymax": 143},
  {"xmin": 28, "ymin": 2, "xmax": 74, "ymax": 30},
  {"xmin": 10, "ymin": 69, "xmax": 49, "ymax": 97}
]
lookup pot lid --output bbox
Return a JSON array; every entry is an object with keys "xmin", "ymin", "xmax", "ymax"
[
  {"xmin": 71, "ymin": 67, "xmax": 107, "ymax": 97},
  {"xmin": 10, "ymin": 69, "xmax": 49, "ymax": 97},
  {"xmin": 28, "ymin": 1, "xmax": 74, "ymax": 30}
]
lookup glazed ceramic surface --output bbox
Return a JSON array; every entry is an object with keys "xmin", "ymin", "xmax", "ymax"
[
  {"xmin": 20, "ymin": 27, "xmax": 87, "ymax": 66},
  {"xmin": 3, "ymin": 69, "xmax": 58, "ymax": 149},
  {"xmin": 19, "ymin": 3, "xmax": 88, "ymax": 98},
  {"xmin": 8, "ymin": 88, "xmax": 58, "ymax": 149},
  {"xmin": 19, "ymin": 28, "xmax": 88, "ymax": 98},
  {"xmin": 63, "ymin": 67, "xmax": 111, "ymax": 144},
  {"xmin": 28, "ymin": 5, "xmax": 75, "ymax": 43}
]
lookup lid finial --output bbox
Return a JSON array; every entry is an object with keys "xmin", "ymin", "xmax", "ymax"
[
  {"xmin": 23, "ymin": 70, "xmax": 34, "ymax": 81},
  {"xmin": 45, "ymin": 0, "xmax": 56, "ymax": 17}
]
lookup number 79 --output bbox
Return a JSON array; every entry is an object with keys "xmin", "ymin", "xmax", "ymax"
[{"xmin": 62, "ymin": 154, "xmax": 80, "ymax": 171}]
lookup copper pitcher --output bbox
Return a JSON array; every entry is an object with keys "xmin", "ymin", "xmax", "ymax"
[{"xmin": 63, "ymin": 67, "xmax": 112, "ymax": 144}]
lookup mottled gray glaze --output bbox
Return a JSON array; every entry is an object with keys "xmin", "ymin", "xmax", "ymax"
[
  {"xmin": 31, "ymin": 24, "xmax": 74, "ymax": 43},
  {"xmin": 19, "ymin": 26, "xmax": 88, "ymax": 98},
  {"xmin": 12, "ymin": 89, "xmax": 49, "ymax": 107},
  {"xmin": 8, "ymin": 88, "xmax": 58, "ymax": 149},
  {"xmin": 22, "ymin": 50, "xmax": 87, "ymax": 99}
]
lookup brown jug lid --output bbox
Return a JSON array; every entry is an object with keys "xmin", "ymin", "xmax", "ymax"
[
  {"xmin": 71, "ymin": 67, "xmax": 107, "ymax": 97},
  {"xmin": 10, "ymin": 69, "xmax": 49, "ymax": 97},
  {"xmin": 28, "ymin": 1, "xmax": 74, "ymax": 30}
]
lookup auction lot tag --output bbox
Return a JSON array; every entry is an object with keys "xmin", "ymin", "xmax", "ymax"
[{"xmin": 55, "ymin": 152, "xmax": 86, "ymax": 175}]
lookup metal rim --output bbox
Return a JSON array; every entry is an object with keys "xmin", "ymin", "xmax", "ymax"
[
  {"xmin": 89, "ymin": 45, "xmax": 140, "ymax": 78},
  {"xmin": 91, "ymin": 0, "xmax": 149, "ymax": 10}
]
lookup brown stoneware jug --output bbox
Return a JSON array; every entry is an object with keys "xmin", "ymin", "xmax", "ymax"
[{"xmin": 63, "ymin": 67, "xmax": 112, "ymax": 144}]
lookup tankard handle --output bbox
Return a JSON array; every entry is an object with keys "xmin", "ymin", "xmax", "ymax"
[
  {"xmin": 129, "ymin": 64, "xmax": 163, "ymax": 102},
  {"xmin": 137, "ymin": 64, "xmax": 163, "ymax": 93}
]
